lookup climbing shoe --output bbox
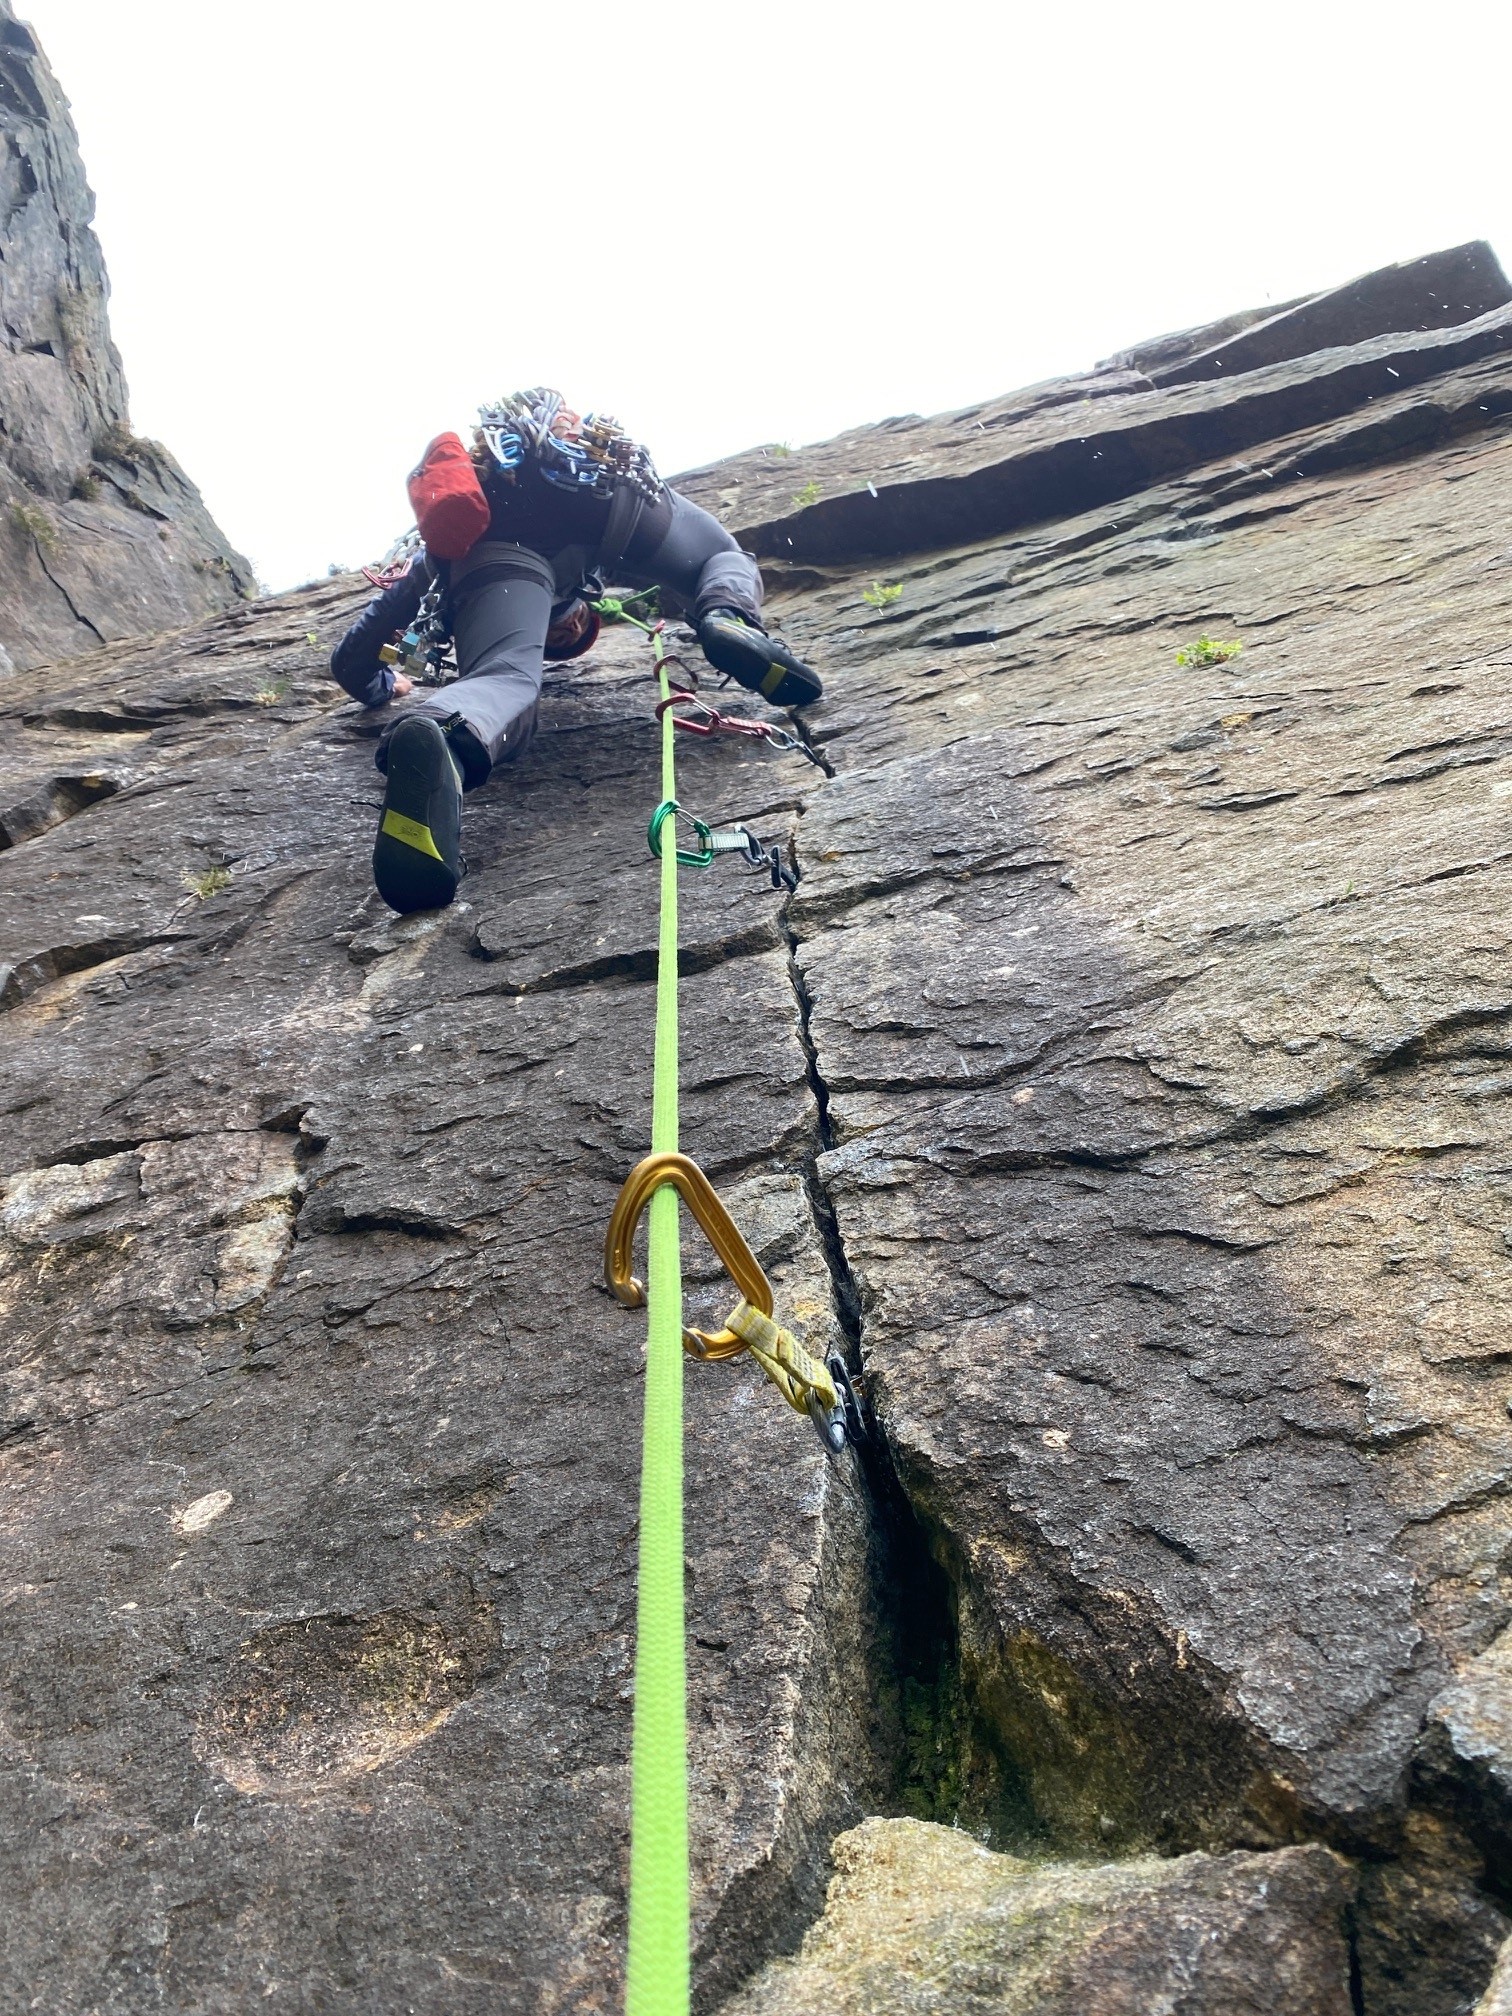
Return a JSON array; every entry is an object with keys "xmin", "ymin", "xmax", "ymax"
[
  {"xmin": 697, "ymin": 609, "xmax": 823, "ymax": 709},
  {"xmin": 372, "ymin": 715, "xmax": 463, "ymax": 914}
]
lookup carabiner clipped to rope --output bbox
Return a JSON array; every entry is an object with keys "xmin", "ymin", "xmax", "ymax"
[
  {"xmin": 605, "ymin": 1151, "xmax": 769, "ymax": 1358},
  {"xmin": 605, "ymin": 1150, "xmax": 860, "ymax": 1452},
  {"xmin": 647, "ymin": 799, "xmax": 797, "ymax": 890},
  {"xmin": 655, "ymin": 685, "xmax": 828, "ymax": 770},
  {"xmin": 647, "ymin": 798, "xmax": 716, "ymax": 869}
]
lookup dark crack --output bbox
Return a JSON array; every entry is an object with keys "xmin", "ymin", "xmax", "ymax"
[
  {"xmin": 0, "ymin": 770, "xmax": 121, "ymax": 849},
  {"xmin": 463, "ymin": 919, "xmax": 783, "ymax": 994},
  {"xmin": 1, "ymin": 929, "xmax": 185, "ymax": 1009},
  {"xmin": 31, "ymin": 536, "xmax": 106, "ymax": 643}
]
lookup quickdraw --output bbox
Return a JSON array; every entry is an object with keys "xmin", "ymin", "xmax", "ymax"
[
  {"xmin": 605, "ymin": 1151, "xmax": 860, "ymax": 1452},
  {"xmin": 362, "ymin": 527, "xmax": 423, "ymax": 591},
  {"xmin": 647, "ymin": 798, "xmax": 796, "ymax": 892},
  {"xmin": 655, "ymin": 686, "xmax": 826, "ymax": 769}
]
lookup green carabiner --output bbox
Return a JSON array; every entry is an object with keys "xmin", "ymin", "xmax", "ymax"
[{"xmin": 648, "ymin": 798, "xmax": 716, "ymax": 868}]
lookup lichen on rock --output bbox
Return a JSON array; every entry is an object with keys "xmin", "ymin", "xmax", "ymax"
[{"xmin": 718, "ymin": 1816, "xmax": 1357, "ymax": 2015}]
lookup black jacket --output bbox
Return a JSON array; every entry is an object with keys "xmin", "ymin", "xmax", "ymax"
[
  {"xmin": 329, "ymin": 557, "xmax": 433, "ymax": 708},
  {"xmin": 330, "ymin": 461, "xmax": 673, "ymax": 707}
]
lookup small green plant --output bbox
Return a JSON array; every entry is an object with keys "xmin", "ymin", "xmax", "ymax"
[
  {"xmin": 8, "ymin": 498, "xmax": 58, "ymax": 553},
  {"xmin": 862, "ymin": 580, "xmax": 904, "ymax": 611},
  {"xmin": 183, "ymin": 864, "xmax": 232, "ymax": 900},
  {"xmin": 769, "ymin": 441, "xmax": 793, "ymax": 458},
  {"xmin": 70, "ymin": 469, "xmax": 100, "ymax": 502},
  {"xmin": 1175, "ymin": 635, "xmax": 1243, "ymax": 668},
  {"xmin": 94, "ymin": 420, "xmax": 154, "ymax": 463},
  {"xmin": 305, "ymin": 631, "xmax": 319, "ymax": 645},
  {"xmin": 253, "ymin": 680, "xmax": 288, "ymax": 707},
  {"xmin": 791, "ymin": 479, "xmax": 821, "ymax": 508}
]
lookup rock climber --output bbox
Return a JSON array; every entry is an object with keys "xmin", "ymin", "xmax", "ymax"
[{"xmin": 329, "ymin": 389, "xmax": 822, "ymax": 915}]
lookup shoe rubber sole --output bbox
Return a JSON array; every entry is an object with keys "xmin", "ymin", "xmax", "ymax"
[
  {"xmin": 699, "ymin": 615, "xmax": 823, "ymax": 709},
  {"xmin": 372, "ymin": 716, "xmax": 463, "ymax": 914}
]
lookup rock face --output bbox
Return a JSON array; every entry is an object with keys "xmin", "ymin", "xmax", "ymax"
[
  {"xmin": 720, "ymin": 1817, "xmax": 1357, "ymax": 2016},
  {"xmin": 8, "ymin": 244, "xmax": 1512, "ymax": 2012},
  {"xmin": 0, "ymin": 3, "xmax": 252, "ymax": 671},
  {"xmin": 676, "ymin": 238, "xmax": 1512, "ymax": 571}
]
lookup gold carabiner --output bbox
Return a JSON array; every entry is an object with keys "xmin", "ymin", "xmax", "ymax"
[{"xmin": 604, "ymin": 1151, "xmax": 773, "ymax": 1358}]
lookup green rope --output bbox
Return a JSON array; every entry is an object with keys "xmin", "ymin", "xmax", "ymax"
[{"xmin": 626, "ymin": 627, "xmax": 688, "ymax": 2016}]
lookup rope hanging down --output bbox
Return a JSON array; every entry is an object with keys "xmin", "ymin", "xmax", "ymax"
[{"xmin": 604, "ymin": 620, "xmax": 860, "ymax": 2016}]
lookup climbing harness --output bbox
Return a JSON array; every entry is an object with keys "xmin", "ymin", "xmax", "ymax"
[
  {"xmin": 655, "ymin": 686, "xmax": 827, "ymax": 770},
  {"xmin": 605, "ymin": 622, "xmax": 860, "ymax": 2016}
]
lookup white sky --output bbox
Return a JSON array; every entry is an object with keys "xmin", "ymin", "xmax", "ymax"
[{"xmin": 19, "ymin": 0, "xmax": 1512, "ymax": 590}]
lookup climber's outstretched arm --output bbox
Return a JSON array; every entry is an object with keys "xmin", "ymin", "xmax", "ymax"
[{"xmin": 329, "ymin": 558, "xmax": 433, "ymax": 708}]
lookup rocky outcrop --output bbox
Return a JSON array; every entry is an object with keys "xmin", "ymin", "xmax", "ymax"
[
  {"xmin": 677, "ymin": 239, "xmax": 1512, "ymax": 572},
  {"xmin": 0, "ymin": 4, "xmax": 252, "ymax": 671},
  {"xmin": 8, "ymin": 244, "xmax": 1512, "ymax": 2011},
  {"xmin": 1108, "ymin": 241, "xmax": 1510, "ymax": 384},
  {"xmin": 720, "ymin": 1818, "xmax": 1357, "ymax": 2015}
]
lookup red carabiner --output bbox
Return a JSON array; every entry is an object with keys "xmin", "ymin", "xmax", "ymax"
[
  {"xmin": 654, "ymin": 686, "xmax": 722, "ymax": 736},
  {"xmin": 655, "ymin": 685, "xmax": 782, "ymax": 744}
]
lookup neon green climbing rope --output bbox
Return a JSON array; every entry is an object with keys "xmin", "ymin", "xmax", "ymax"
[
  {"xmin": 610, "ymin": 610, "xmax": 851, "ymax": 2009},
  {"xmin": 626, "ymin": 627, "xmax": 688, "ymax": 2016}
]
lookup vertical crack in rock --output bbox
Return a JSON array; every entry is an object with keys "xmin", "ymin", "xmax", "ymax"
[
  {"xmin": 31, "ymin": 534, "xmax": 106, "ymax": 642},
  {"xmin": 777, "ymin": 837, "xmax": 1030, "ymax": 1850},
  {"xmin": 770, "ymin": 650, "xmax": 1512, "ymax": 2010},
  {"xmin": 1347, "ymin": 1907, "xmax": 1368, "ymax": 2016}
]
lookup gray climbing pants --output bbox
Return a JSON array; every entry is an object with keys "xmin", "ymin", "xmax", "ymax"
[{"xmin": 405, "ymin": 487, "xmax": 763, "ymax": 788}]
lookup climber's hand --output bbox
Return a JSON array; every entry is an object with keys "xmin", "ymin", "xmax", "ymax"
[{"xmin": 389, "ymin": 672, "xmax": 414, "ymax": 699}]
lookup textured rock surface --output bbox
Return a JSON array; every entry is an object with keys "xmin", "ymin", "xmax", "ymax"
[
  {"xmin": 1476, "ymin": 1933, "xmax": 1512, "ymax": 2014},
  {"xmin": 9, "ymin": 249, "xmax": 1512, "ymax": 2010},
  {"xmin": 0, "ymin": 3, "xmax": 252, "ymax": 670},
  {"xmin": 1122, "ymin": 241, "xmax": 1511, "ymax": 386},
  {"xmin": 718, "ymin": 1817, "xmax": 1356, "ymax": 2016},
  {"xmin": 0, "ymin": 594, "xmax": 893, "ymax": 2012},
  {"xmin": 782, "ymin": 361, "xmax": 1512, "ymax": 1857},
  {"xmin": 676, "ymin": 242, "xmax": 1512, "ymax": 572}
]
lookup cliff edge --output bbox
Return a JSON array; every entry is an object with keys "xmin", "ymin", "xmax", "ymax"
[{"xmin": 0, "ymin": 3, "xmax": 253, "ymax": 673}]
